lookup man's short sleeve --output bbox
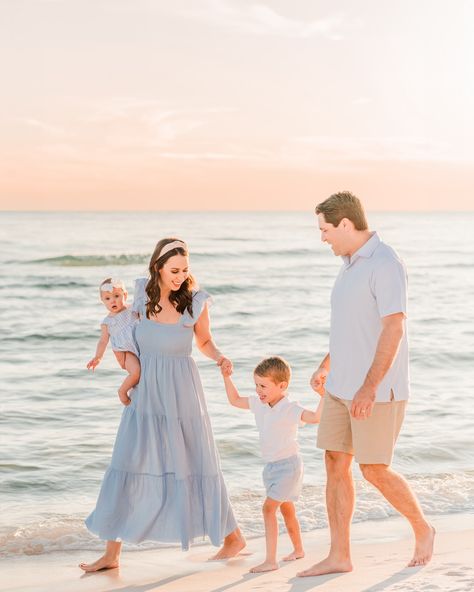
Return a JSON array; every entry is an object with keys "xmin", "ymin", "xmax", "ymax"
[{"xmin": 373, "ymin": 257, "xmax": 407, "ymax": 318}]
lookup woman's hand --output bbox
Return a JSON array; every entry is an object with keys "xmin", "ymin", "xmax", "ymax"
[{"xmin": 217, "ymin": 355, "xmax": 233, "ymax": 376}]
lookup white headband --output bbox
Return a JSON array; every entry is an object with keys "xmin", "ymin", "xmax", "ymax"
[
  {"xmin": 158, "ymin": 240, "xmax": 188, "ymax": 259},
  {"xmin": 101, "ymin": 278, "xmax": 125, "ymax": 292}
]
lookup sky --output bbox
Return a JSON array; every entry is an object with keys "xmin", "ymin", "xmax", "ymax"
[{"xmin": 1, "ymin": 0, "xmax": 473, "ymax": 211}]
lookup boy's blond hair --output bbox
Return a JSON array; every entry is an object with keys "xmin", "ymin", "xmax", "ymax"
[{"xmin": 254, "ymin": 356, "xmax": 291, "ymax": 384}]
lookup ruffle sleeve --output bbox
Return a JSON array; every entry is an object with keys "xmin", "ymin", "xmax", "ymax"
[
  {"xmin": 132, "ymin": 277, "xmax": 148, "ymax": 318},
  {"xmin": 182, "ymin": 290, "xmax": 213, "ymax": 327}
]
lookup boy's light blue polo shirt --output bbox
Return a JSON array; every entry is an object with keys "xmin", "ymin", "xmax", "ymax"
[{"xmin": 325, "ymin": 232, "xmax": 410, "ymax": 403}]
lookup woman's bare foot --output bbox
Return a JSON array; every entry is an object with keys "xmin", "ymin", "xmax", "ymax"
[
  {"xmin": 282, "ymin": 549, "xmax": 305, "ymax": 561},
  {"xmin": 209, "ymin": 530, "xmax": 246, "ymax": 560},
  {"xmin": 250, "ymin": 561, "xmax": 278, "ymax": 573},
  {"xmin": 297, "ymin": 556, "xmax": 353, "ymax": 577},
  {"xmin": 79, "ymin": 555, "xmax": 120, "ymax": 572},
  {"xmin": 408, "ymin": 524, "xmax": 436, "ymax": 567}
]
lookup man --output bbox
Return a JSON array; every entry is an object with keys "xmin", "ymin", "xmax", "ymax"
[{"xmin": 298, "ymin": 191, "xmax": 435, "ymax": 577}]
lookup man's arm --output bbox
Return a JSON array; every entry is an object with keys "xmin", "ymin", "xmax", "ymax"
[{"xmin": 350, "ymin": 312, "xmax": 405, "ymax": 420}]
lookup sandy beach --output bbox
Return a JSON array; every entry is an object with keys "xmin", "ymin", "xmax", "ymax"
[{"xmin": 2, "ymin": 513, "xmax": 473, "ymax": 592}]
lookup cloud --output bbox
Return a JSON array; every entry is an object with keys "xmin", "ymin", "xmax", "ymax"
[
  {"xmin": 177, "ymin": 1, "xmax": 351, "ymax": 40},
  {"xmin": 18, "ymin": 118, "xmax": 64, "ymax": 137},
  {"xmin": 278, "ymin": 135, "xmax": 466, "ymax": 168}
]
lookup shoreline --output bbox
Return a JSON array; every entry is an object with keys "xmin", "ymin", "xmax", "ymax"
[{"xmin": 2, "ymin": 512, "xmax": 474, "ymax": 592}]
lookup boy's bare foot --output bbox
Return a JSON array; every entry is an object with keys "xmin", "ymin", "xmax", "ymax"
[
  {"xmin": 209, "ymin": 533, "xmax": 246, "ymax": 560},
  {"xmin": 282, "ymin": 550, "xmax": 305, "ymax": 561},
  {"xmin": 297, "ymin": 556, "xmax": 353, "ymax": 577},
  {"xmin": 79, "ymin": 555, "xmax": 119, "ymax": 572},
  {"xmin": 250, "ymin": 561, "xmax": 278, "ymax": 573},
  {"xmin": 408, "ymin": 524, "xmax": 435, "ymax": 567}
]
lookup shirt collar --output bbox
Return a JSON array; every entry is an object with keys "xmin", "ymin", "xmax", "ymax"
[
  {"xmin": 268, "ymin": 395, "xmax": 290, "ymax": 410},
  {"xmin": 342, "ymin": 231, "xmax": 380, "ymax": 267}
]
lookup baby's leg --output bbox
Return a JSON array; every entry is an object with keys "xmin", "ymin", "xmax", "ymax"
[
  {"xmin": 280, "ymin": 501, "xmax": 305, "ymax": 561},
  {"xmin": 117, "ymin": 352, "xmax": 141, "ymax": 406},
  {"xmin": 250, "ymin": 497, "xmax": 281, "ymax": 573},
  {"xmin": 113, "ymin": 351, "xmax": 126, "ymax": 369}
]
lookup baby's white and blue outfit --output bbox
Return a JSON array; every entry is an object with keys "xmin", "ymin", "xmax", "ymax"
[
  {"xmin": 102, "ymin": 307, "xmax": 139, "ymax": 357},
  {"xmin": 249, "ymin": 395, "xmax": 305, "ymax": 502}
]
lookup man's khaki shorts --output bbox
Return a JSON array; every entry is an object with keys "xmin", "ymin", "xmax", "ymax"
[{"xmin": 316, "ymin": 392, "xmax": 407, "ymax": 465}]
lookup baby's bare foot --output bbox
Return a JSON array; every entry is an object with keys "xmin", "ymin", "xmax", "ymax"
[
  {"xmin": 250, "ymin": 561, "xmax": 278, "ymax": 573},
  {"xmin": 79, "ymin": 555, "xmax": 119, "ymax": 572},
  {"xmin": 282, "ymin": 550, "xmax": 305, "ymax": 561},
  {"xmin": 118, "ymin": 389, "xmax": 131, "ymax": 406}
]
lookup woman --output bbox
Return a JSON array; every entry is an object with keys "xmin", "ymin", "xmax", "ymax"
[{"xmin": 80, "ymin": 238, "xmax": 245, "ymax": 572}]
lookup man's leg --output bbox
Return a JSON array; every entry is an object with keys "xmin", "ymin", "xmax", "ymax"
[
  {"xmin": 360, "ymin": 464, "xmax": 435, "ymax": 566},
  {"xmin": 297, "ymin": 450, "xmax": 354, "ymax": 577}
]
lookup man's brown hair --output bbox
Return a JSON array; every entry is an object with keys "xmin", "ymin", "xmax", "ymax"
[{"xmin": 315, "ymin": 191, "xmax": 368, "ymax": 230}]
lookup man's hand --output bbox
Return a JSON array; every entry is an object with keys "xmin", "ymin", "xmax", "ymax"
[
  {"xmin": 350, "ymin": 384, "xmax": 376, "ymax": 420},
  {"xmin": 310, "ymin": 366, "xmax": 327, "ymax": 395}
]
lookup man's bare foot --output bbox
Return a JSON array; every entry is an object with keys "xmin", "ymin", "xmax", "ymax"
[
  {"xmin": 209, "ymin": 533, "xmax": 246, "ymax": 560},
  {"xmin": 250, "ymin": 561, "xmax": 278, "ymax": 573},
  {"xmin": 297, "ymin": 556, "xmax": 353, "ymax": 577},
  {"xmin": 282, "ymin": 550, "xmax": 305, "ymax": 561},
  {"xmin": 79, "ymin": 555, "xmax": 119, "ymax": 572},
  {"xmin": 407, "ymin": 524, "xmax": 435, "ymax": 567}
]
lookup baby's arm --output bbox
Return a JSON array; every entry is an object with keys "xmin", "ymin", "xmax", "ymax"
[
  {"xmin": 87, "ymin": 325, "xmax": 109, "ymax": 370},
  {"xmin": 301, "ymin": 396, "xmax": 325, "ymax": 424},
  {"xmin": 222, "ymin": 374, "xmax": 250, "ymax": 410}
]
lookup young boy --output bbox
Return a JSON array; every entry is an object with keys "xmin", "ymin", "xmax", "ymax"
[{"xmin": 221, "ymin": 356, "xmax": 324, "ymax": 573}]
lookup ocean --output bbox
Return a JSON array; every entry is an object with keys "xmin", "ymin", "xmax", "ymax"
[{"xmin": 1, "ymin": 211, "xmax": 473, "ymax": 557}]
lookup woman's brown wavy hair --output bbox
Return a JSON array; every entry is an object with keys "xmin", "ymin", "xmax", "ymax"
[{"xmin": 145, "ymin": 238, "xmax": 196, "ymax": 319}]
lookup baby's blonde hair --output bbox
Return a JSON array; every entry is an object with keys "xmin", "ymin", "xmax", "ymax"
[{"xmin": 254, "ymin": 356, "xmax": 291, "ymax": 384}]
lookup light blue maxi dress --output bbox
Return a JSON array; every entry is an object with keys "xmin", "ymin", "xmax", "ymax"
[{"xmin": 85, "ymin": 279, "xmax": 237, "ymax": 550}]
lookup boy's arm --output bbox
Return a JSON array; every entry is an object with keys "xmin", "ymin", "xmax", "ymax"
[
  {"xmin": 223, "ymin": 375, "xmax": 250, "ymax": 410},
  {"xmin": 87, "ymin": 325, "xmax": 109, "ymax": 370},
  {"xmin": 301, "ymin": 396, "xmax": 325, "ymax": 424}
]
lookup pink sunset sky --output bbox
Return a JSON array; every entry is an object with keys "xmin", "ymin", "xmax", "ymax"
[{"xmin": 1, "ymin": 0, "xmax": 473, "ymax": 211}]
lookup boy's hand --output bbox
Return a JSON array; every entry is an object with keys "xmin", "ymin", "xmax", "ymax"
[
  {"xmin": 220, "ymin": 365, "xmax": 233, "ymax": 377},
  {"xmin": 87, "ymin": 357, "xmax": 101, "ymax": 371},
  {"xmin": 217, "ymin": 355, "xmax": 233, "ymax": 376}
]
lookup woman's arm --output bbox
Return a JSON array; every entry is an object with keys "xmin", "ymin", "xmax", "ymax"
[
  {"xmin": 193, "ymin": 303, "xmax": 232, "ymax": 372},
  {"xmin": 87, "ymin": 325, "xmax": 109, "ymax": 370}
]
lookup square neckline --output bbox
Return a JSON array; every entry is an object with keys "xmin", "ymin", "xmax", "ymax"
[{"xmin": 143, "ymin": 315, "xmax": 182, "ymax": 326}]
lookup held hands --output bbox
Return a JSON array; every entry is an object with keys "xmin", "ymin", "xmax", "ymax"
[
  {"xmin": 217, "ymin": 355, "xmax": 233, "ymax": 377},
  {"xmin": 87, "ymin": 357, "xmax": 102, "ymax": 371},
  {"xmin": 310, "ymin": 366, "xmax": 327, "ymax": 397},
  {"xmin": 350, "ymin": 384, "xmax": 376, "ymax": 420}
]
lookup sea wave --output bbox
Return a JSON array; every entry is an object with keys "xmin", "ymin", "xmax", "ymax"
[
  {"xmin": 16, "ymin": 248, "xmax": 319, "ymax": 267},
  {"xmin": 23, "ymin": 254, "xmax": 148, "ymax": 267},
  {"xmin": 1, "ymin": 471, "xmax": 473, "ymax": 557}
]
